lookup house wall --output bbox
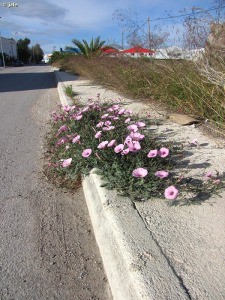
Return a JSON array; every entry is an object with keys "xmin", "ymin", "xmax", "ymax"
[
  {"xmin": 122, "ymin": 53, "xmax": 154, "ymax": 58},
  {"xmin": 0, "ymin": 37, "xmax": 17, "ymax": 58}
]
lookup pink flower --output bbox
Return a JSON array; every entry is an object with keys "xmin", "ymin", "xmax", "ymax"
[
  {"xmin": 56, "ymin": 137, "xmax": 68, "ymax": 145},
  {"xmin": 164, "ymin": 186, "xmax": 179, "ymax": 200},
  {"xmin": 155, "ymin": 170, "xmax": 169, "ymax": 178},
  {"xmin": 125, "ymin": 136, "xmax": 132, "ymax": 145},
  {"xmin": 213, "ymin": 179, "xmax": 221, "ymax": 185},
  {"xmin": 147, "ymin": 149, "xmax": 158, "ymax": 158},
  {"xmin": 82, "ymin": 149, "xmax": 92, "ymax": 158},
  {"xmin": 159, "ymin": 147, "xmax": 169, "ymax": 158},
  {"xmin": 128, "ymin": 141, "xmax": 141, "ymax": 152},
  {"xmin": 102, "ymin": 126, "xmax": 115, "ymax": 131},
  {"xmin": 95, "ymin": 131, "xmax": 102, "ymax": 138},
  {"xmin": 62, "ymin": 158, "xmax": 72, "ymax": 168},
  {"xmin": 136, "ymin": 121, "xmax": 146, "ymax": 128},
  {"xmin": 75, "ymin": 114, "xmax": 83, "ymax": 120},
  {"xmin": 58, "ymin": 124, "xmax": 68, "ymax": 132},
  {"xmin": 97, "ymin": 141, "xmax": 109, "ymax": 149},
  {"xmin": 107, "ymin": 107, "xmax": 114, "ymax": 112},
  {"xmin": 114, "ymin": 144, "xmax": 124, "ymax": 153},
  {"xmin": 127, "ymin": 124, "xmax": 138, "ymax": 132},
  {"xmin": 132, "ymin": 168, "xmax": 148, "ymax": 178},
  {"xmin": 121, "ymin": 148, "xmax": 130, "ymax": 155},
  {"xmin": 101, "ymin": 114, "xmax": 109, "ymax": 119},
  {"xmin": 125, "ymin": 118, "xmax": 131, "ymax": 124},
  {"xmin": 129, "ymin": 132, "xmax": 145, "ymax": 141},
  {"xmin": 62, "ymin": 105, "xmax": 71, "ymax": 112},
  {"xmin": 96, "ymin": 121, "xmax": 104, "ymax": 128},
  {"xmin": 104, "ymin": 121, "xmax": 112, "ymax": 126},
  {"xmin": 67, "ymin": 133, "xmax": 77, "ymax": 140},
  {"xmin": 112, "ymin": 104, "xmax": 120, "ymax": 110},
  {"xmin": 107, "ymin": 139, "xmax": 116, "ymax": 147},
  {"xmin": 190, "ymin": 138, "xmax": 198, "ymax": 146},
  {"xmin": 82, "ymin": 106, "xmax": 89, "ymax": 112},
  {"xmin": 72, "ymin": 135, "xmax": 80, "ymax": 143},
  {"xmin": 107, "ymin": 115, "xmax": 115, "ymax": 119},
  {"xmin": 113, "ymin": 117, "xmax": 119, "ymax": 121},
  {"xmin": 52, "ymin": 114, "xmax": 59, "ymax": 122},
  {"xmin": 65, "ymin": 145, "xmax": 70, "ymax": 150},
  {"xmin": 126, "ymin": 109, "xmax": 133, "ymax": 115},
  {"xmin": 70, "ymin": 113, "xmax": 77, "ymax": 120},
  {"xmin": 118, "ymin": 108, "xmax": 126, "ymax": 115},
  {"xmin": 205, "ymin": 171, "xmax": 212, "ymax": 179}
]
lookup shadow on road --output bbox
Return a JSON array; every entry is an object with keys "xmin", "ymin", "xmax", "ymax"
[{"xmin": 0, "ymin": 69, "xmax": 56, "ymax": 93}]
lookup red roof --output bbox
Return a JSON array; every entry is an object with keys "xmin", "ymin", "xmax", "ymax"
[
  {"xmin": 120, "ymin": 46, "xmax": 155, "ymax": 54},
  {"xmin": 103, "ymin": 48, "xmax": 119, "ymax": 54}
]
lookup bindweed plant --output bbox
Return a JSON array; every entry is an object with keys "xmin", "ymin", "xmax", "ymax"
[
  {"xmin": 64, "ymin": 84, "xmax": 76, "ymax": 99},
  {"xmin": 45, "ymin": 97, "xmax": 223, "ymax": 202}
]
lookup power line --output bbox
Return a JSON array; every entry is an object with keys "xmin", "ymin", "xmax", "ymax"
[
  {"xmin": 115, "ymin": 4, "xmax": 224, "ymax": 47},
  {"xmin": 151, "ymin": 5, "xmax": 225, "ymax": 22}
]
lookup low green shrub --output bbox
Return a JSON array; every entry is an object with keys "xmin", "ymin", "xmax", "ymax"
[
  {"xmin": 64, "ymin": 84, "xmax": 75, "ymax": 99},
  {"xmin": 45, "ymin": 99, "xmax": 222, "ymax": 202}
]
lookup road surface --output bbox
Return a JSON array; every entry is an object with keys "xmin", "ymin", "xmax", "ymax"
[{"xmin": 0, "ymin": 65, "xmax": 111, "ymax": 300}]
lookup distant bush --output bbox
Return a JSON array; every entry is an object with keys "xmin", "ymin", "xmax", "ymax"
[{"xmin": 50, "ymin": 51, "xmax": 75, "ymax": 64}]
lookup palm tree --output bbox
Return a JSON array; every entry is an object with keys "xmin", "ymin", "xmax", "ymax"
[{"xmin": 72, "ymin": 36, "xmax": 105, "ymax": 58}]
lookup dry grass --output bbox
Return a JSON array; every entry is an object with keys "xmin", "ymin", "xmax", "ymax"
[{"xmin": 53, "ymin": 54, "xmax": 225, "ymax": 129}]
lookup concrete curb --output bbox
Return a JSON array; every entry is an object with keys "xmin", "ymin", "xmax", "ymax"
[
  {"xmin": 53, "ymin": 68, "xmax": 73, "ymax": 106},
  {"xmin": 53, "ymin": 68, "xmax": 190, "ymax": 300},
  {"xmin": 83, "ymin": 171, "xmax": 189, "ymax": 300}
]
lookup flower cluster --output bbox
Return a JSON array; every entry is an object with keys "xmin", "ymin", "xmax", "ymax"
[{"xmin": 47, "ymin": 98, "xmax": 222, "ymax": 202}]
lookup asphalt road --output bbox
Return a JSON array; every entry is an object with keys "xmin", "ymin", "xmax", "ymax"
[{"xmin": 0, "ymin": 65, "xmax": 111, "ymax": 300}]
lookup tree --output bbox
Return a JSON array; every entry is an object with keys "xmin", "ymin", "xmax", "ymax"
[
  {"xmin": 212, "ymin": 0, "xmax": 225, "ymax": 23},
  {"xmin": 126, "ymin": 31, "xmax": 144, "ymax": 47},
  {"xmin": 0, "ymin": 52, "xmax": 12, "ymax": 66},
  {"xmin": 113, "ymin": 9, "xmax": 169, "ymax": 49},
  {"xmin": 17, "ymin": 38, "xmax": 31, "ymax": 63},
  {"xmin": 71, "ymin": 36, "xmax": 105, "ymax": 58},
  {"xmin": 31, "ymin": 44, "xmax": 44, "ymax": 63},
  {"xmin": 182, "ymin": 7, "xmax": 212, "ymax": 50}
]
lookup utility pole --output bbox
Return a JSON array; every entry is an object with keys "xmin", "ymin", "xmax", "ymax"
[
  {"xmin": 0, "ymin": 18, "xmax": 6, "ymax": 68},
  {"xmin": 14, "ymin": 32, "xmax": 19, "ymax": 60},
  {"xmin": 122, "ymin": 29, "xmax": 124, "ymax": 49},
  {"xmin": 0, "ymin": 31, "xmax": 6, "ymax": 68},
  {"xmin": 147, "ymin": 16, "xmax": 151, "ymax": 49}
]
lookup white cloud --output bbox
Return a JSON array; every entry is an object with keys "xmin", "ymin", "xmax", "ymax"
[
  {"xmin": 0, "ymin": 0, "xmax": 213, "ymax": 53},
  {"xmin": 1, "ymin": 0, "xmax": 67, "ymax": 20}
]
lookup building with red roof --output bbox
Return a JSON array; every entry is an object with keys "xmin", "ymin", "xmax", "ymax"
[{"xmin": 120, "ymin": 46, "xmax": 155, "ymax": 57}]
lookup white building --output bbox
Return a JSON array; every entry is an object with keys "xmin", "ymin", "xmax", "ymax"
[
  {"xmin": 0, "ymin": 36, "xmax": 18, "ymax": 58},
  {"xmin": 153, "ymin": 46, "xmax": 205, "ymax": 61},
  {"xmin": 43, "ymin": 54, "xmax": 51, "ymax": 63}
]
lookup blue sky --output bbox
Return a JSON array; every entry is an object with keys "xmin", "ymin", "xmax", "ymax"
[{"xmin": 0, "ymin": 0, "xmax": 219, "ymax": 54}]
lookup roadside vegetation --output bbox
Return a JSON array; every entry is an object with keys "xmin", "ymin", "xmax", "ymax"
[
  {"xmin": 45, "ymin": 99, "xmax": 222, "ymax": 202},
  {"xmin": 47, "ymin": 3, "xmax": 224, "ymax": 202},
  {"xmin": 71, "ymin": 36, "xmax": 105, "ymax": 58},
  {"xmin": 51, "ymin": 53, "xmax": 225, "ymax": 130}
]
